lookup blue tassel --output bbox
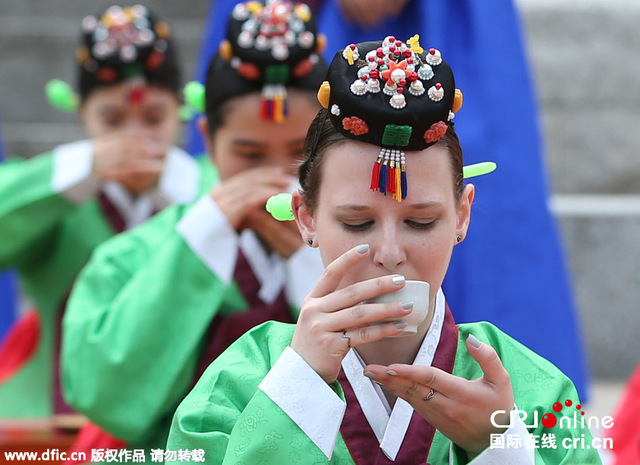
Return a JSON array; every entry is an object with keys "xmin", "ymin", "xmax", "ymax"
[
  {"xmin": 401, "ymin": 170, "xmax": 407, "ymax": 199},
  {"xmin": 379, "ymin": 164, "xmax": 387, "ymax": 194}
]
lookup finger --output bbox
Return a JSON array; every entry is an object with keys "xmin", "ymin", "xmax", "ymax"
[
  {"xmin": 249, "ymin": 214, "xmax": 304, "ymax": 257},
  {"xmin": 465, "ymin": 334, "xmax": 510, "ymax": 387},
  {"xmin": 346, "ymin": 321, "xmax": 406, "ymax": 347},
  {"xmin": 123, "ymin": 158, "xmax": 165, "ymax": 174},
  {"xmin": 308, "ymin": 244, "xmax": 371, "ymax": 297},
  {"xmin": 221, "ymin": 167, "xmax": 292, "ymax": 192},
  {"xmin": 141, "ymin": 140, "xmax": 167, "ymax": 159},
  {"xmin": 224, "ymin": 185, "xmax": 290, "ymax": 212},
  {"xmin": 315, "ymin": 274, "xmax": 406, "ymax": 316},
  {"xmin": 365, "ymin": 364, "xmax": 461, "ymax": 399},
  {"xmin": 326, "ymin": 300, "xmax": 412, "ymax": 332}
]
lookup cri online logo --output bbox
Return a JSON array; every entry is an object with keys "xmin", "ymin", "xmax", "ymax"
[
  {"xmin": 490, "ymin": 399, "xmax": 614, "ymax": 431},
  {"xmin": 542, "ymin": 399, "xmax": 582, "ymax": 428}
]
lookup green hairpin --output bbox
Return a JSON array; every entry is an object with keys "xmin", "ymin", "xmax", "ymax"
[
  {"xmin": 463, "ymin": 161, "xmax": 497, "ymax": 179},
  {"xmin": 179, "ymin": 81, "xmax": 206, "ymax": 121},
  {"xmin": 45, "ymin": 79, "xmax": 79, "ymax": 112},
  {"xmin": 266, "ymin": 162, "xmax": 497, "ymax": 221},
  {"xmin": 266, "ymin": 193, "xmax": 295, "ymax": 221},
  {"xmin": 184, "ymin": 81, "xmax": 205, "ymax": 113}
]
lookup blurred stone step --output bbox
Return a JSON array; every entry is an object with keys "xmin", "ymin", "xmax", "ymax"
[
  {"xmin": 550, "ymin": 194, "xmax": 640, "ymax": 379},
  {"xmin": 0, "ymin": 16, "xmax": 204, "ymax": 124},
  {"xmin": 516, "ymin": 0, "xmax": 640, "ymax": 195},
  {"xmin": 0, "ymin": 1, "xmax": 209, "ymax": 20}
]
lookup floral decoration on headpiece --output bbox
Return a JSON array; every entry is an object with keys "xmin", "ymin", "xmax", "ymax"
[
  {"xmin": 219, "ymin": 0, "xmax": 325, "ymax": 123},
  {"xmin": 77, "ymin": 5, "xmax": 170, "ymax": 102},
  {"xmin": 318, "ymin": 35, "xmax": 465, "ymax": 202}
]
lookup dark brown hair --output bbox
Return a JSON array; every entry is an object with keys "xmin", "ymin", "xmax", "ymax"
[{"xmin": 298, "ymin": 108, "xmax": 465, "ymax": 212}]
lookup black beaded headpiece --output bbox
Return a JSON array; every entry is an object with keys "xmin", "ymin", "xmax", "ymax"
[
  {"xmin": 317, "ymin": 35, "xmax": 463, "ymax": 201},
  {"xmin": 77, "ymin": 4, "xmax": 179, "ymax": 101},
  {"xmin": 215, "ymin": 0, "xmax": 326, "ymax": 122}
]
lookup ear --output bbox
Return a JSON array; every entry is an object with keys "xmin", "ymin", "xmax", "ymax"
[
  {"xmin": 455, "ymin": 184, "xmax": 475, "ymax": 242},
  {"xmin": 198, "ymin": 115, "xmax": 215, "ymax": 161},
  {"xmin": 292, "ymin": 190, "xmax": 317, "ymax": 243}
]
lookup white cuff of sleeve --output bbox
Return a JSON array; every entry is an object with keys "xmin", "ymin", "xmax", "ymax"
[
  {"xmin": 175, "ymin": 195, "xmax": 239, "ymax": 284},
  {"xmin": 258, "ymin": 347, "xmax": 346, "ymax": 460},
  {"xmin": 284, "ymin": 245, "xmax": 324, "ymax": 310},
  {"xmin": 463, "ymin": 416, "xmax": 535, "ymax": 465},
  {"xmin": 51, "ymin": 140, "xmax": 101, "ymax": 203}
]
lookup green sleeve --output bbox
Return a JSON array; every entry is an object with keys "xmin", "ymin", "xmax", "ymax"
[
  {"xmin": 166, "ymin": 322, "xmax": 355, "ymax": 465},
  {"xmin": 61, "ymin": 204, "xmax": 237, "ymax": 443},
  {"xmin": 0, "ymin": 154, "xmax": 76, "ymax": 268}
]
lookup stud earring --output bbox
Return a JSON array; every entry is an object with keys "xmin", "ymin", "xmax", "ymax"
[
  {"xmin": 456, "ymin": 235, "xmax": 462, "ymax": 243},
  {"xmin": 308, "ymin": 238, "xmax": 314, "ymax": 246}
]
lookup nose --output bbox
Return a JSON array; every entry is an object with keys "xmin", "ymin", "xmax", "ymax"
[
  {"xmin": 123, "ymin": 118, "xmax": 143, "ymax": 132},
  {"xmin": 372, "ymin": 221, "xmax": 407, "ymax": 272}
]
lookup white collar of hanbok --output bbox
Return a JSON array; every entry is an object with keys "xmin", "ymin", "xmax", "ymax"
[{"xmin": 341, "ymin": 287, "xmax": 447, "ymax": 461}]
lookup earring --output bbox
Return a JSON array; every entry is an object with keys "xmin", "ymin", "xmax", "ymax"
[
  {"xmin": 308, "ymin": 238, "xmax": 314, "ymax": 246},
  {"xmin": 456, "ymin": 235, "xmax": 462, "ymax": 243}
]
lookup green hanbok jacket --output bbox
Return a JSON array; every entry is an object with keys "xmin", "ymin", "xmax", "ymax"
[
  {"xmin": 0, "ymin": 140, "xmax": 212, "ymax": 417},
  {"xmin": 167, "ymin": 296, "xmax": 602, "ymax": 465},
  {"xmin": 61, "ymin": 190, "xmax": 325, "ymax": 449}
]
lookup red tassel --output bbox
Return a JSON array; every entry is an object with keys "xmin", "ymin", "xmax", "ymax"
[
  {"xmin": 387, "ymin": 166, "xmax": 396, "ymax": 195},
  {"xmin": 370, "ymin": 161, "xmax": 381, "ymax": 190},
  {"xmin": 260, "ymin": 99, "xmax": 268, "ymax": 119}
]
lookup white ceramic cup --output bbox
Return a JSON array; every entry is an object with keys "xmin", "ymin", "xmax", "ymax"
[{"xmin": 366, "ymin": 280, "xmax": 431, "ymax": 336}]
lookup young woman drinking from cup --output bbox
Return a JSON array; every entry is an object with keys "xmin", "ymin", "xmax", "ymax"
[{"xmin": 166, "ymin": 35, "xmax": 601, "ymax": 464}]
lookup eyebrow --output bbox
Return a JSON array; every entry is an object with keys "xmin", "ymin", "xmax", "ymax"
[
  {"xmin": 144, "ymin": 101, "xmax": 170, "ymax": 111},
  {"xmin": 97, "ymin": 100, "xmax": 170, "ymax": 114},
  {"xmin": 230, "ymin": 138, "xmax": 306, "ymax": 148},
  {"xmin": 336, "ymin": 202, "xmax": 443, "ymax": 211}
]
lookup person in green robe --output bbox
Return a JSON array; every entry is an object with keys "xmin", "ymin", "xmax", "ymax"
[
  {"xmin": 166, "ymin": 35, "xmax": 603, "ymax": 464},
  {"xmin": 61, "ymin": 0, "xmax": 328, "ymax": 453},
  {"xmin": 0, "ymin": 5, "xmax": 213, "ymax": 420}
]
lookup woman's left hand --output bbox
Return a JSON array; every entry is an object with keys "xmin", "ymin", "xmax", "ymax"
[
  {"xmin": 364, "ymin": 334, "xmax": 514, "ymax": 457},
  {"xmin": 241, "ymin": 209, "xmax": 303, "ymax": 258}
]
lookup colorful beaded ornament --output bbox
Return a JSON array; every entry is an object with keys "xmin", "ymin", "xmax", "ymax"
[
  {"xmin": 319, "ymin": 35, "xmax": 465, "ymax": 202},
  {"xmin": 220, "ymin": 0, "xmax": 323, "ymax": 123}
]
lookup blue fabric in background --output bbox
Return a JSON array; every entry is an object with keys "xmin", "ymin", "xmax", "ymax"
[
  {"xmin": 190, "ymin": 0, "xmax": 589, "ymax": 400},
  {"xmin": 0, "ymin": 116, "xmax": 18, "ymax": 340}
]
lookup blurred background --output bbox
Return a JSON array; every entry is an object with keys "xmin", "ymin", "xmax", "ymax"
[{"xmin": 0, "ymin": 0, "xmax": 638, "ymax": 442}]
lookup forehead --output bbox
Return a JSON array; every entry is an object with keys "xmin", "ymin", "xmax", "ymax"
[
  {"xmin": 83, "ymin": 84, "xmax": 177, "ymax": 110},
  {"xmin": 318, "ymin": 141, "xmax": 455, "ymax": 205},
  {"xmin": 217, "ymin": 90, "xmax": 318, "ymax": 142}
]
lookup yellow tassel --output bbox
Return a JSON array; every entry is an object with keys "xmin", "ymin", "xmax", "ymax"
[
  {"xmin": 274, "ymin": 96, "xmax": 284, "ymax": 124},
  {"xmin": 395, "ymin": 167, "xmax": 402, "ymax": 202}
]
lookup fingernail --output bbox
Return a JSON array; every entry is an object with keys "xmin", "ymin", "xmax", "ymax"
[
  {"xmin": 386, "ymin": 370, "xmax": 398, "ymax": 377},
  {"xmin": 401, "ymin": 301, "xmax": 414, "ymax": 309},
  {"xmin": 392, "ymin": 275, "xmax": 405, "ymax": 285},
  {"xmin": 467, "ymin": 334, "xmax": 482, "ymax": 348},
  {"xmin": 364, "ymin": 371, "xmax": 376, "ymax": 380},
  {"xmin": 356, "ymin": 244, "xmax": 370, "ymax": 254},
  {"xmin": 394, "ymin": 321, "xmax": 407, "ymax": 329}
]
